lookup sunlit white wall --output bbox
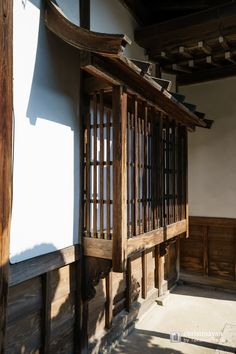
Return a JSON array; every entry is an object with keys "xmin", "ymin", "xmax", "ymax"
[
  {"xmin": 11, "ymin": 0, "xmax": 80, "ymax": 262},
  {"xmin": 91, "ymin": 0, "xmax": 146, "ymax": 60}
]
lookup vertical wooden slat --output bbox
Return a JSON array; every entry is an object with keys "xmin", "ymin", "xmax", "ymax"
[
  {"xmin": 141, "ymin": 251, "xmax": 148, "ymax": 299},
  {"xmin": 166, "ymin": 119, "xmax": 170, "ymax": 225},
  {"xmin": 0, "ymin": 1, "xmax": 13, "ymax": 352},
  {"xmin": 158, "ymin": 114, "xmax": 164, "ymax": 227},
  {"xmin": 151, "ymin": 109, "xmax": 158, "ymax": 230},
  {"xmin": 105, "ymin": 272, "xmax": 113, "ymax": 329},
  {"xmin": 126, "ymin": 258, "xmax": 132, "ymax": 312},
  {"xmin": 112, "ymin": 86, "xmax": 127, "ymax": 272},
  {"xmin": 184, "ymin": 127, "xmax": 189, "ymax": 237},
  {"xmin": 131, "ymin": 108, "xmax": 135, "ymax": 237},
  {"xmin": 127, "ymin": 111, "xmax": 130, "ymax": 238},
  {"xmin": 177, "ymin": 124, "xmax": 182, "ymax": 222},
  {"xmin": 133, "ymin": 96, "xmax": 139, "ymax": 236},
  {"xmin": 42, "ymin": 272, "xmax": 51, "ymax": 354},
  {"xmin": 99, "ymin": 91, "xmax": 104, "ymax": 238},
  {"xmin": 142, "ymin": 103, "xmax": 148, "ymax": 233},
  {"xmin": 138, "ymin": 116, "xmax": 141, "ymax": 234},
  {"xmin": 86, "ymin": 112, "xmax": 91, "ymax": 237},
  {"xmin": 147, "ymin": 109, "xmax": 152, "ymax": 231},
  {"xmin": 93, "ymin": 93, "xmax": 97, "ymax": 237},
  {"xmin": 106, "ymin": 110, "xmax": 111, "ymax": 240},
  {"xmin": 171, "ymin": 121, "xmax": 176, "ymax": 222}
]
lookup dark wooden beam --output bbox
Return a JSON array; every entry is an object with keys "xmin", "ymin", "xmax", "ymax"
[
  {"xmin": 135, "ymin": 2, "xmax": 236, "ymax": 55},
  {"xmin": 178, "ymin": 63, "xmax": 236, "ymax": 86},
  {"xmin": 0, "ymin": 1, "xmax": 13, "ymax": 352}
]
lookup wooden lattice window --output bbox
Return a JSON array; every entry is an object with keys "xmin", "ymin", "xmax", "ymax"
[{"xmin": 84, "ymin": 86, "xmax": 188, "ymax": 271}]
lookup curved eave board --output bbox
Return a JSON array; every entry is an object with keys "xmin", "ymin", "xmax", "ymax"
[{"xmin": 44, "ymin": 0, "xmax": 131, "ymax": 57}]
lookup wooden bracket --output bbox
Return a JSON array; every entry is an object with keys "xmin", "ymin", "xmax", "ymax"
[{"xmin": 83, "ymin": 257, "xmax": 112, "ymax": 302}]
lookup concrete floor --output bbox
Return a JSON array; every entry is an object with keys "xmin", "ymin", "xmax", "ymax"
[{"xmin": 111, "ymin": 285, "xmax": 236, "ymax": 354}]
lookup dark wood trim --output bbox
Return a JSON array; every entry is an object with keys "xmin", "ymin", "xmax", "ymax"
[
  {"xmin": 80, "ymin": 0, "xmax": 90, "ymax": 30},
  {"xmin": 45, "ymin": 0, "xmax": 131, "ymax": 57},
  {"xmin": 0, "ymin": 1, "xmax": 13, "ymax": 352},
  {"xmin": 42, "ymin": 272, "xmax": 51, "ymax": 354},
  {"xmin": 189, "ymin": 216, "xmax": 236, "ymax": 228},
  {"xmin": 9, "ymin": 245, "xmax": 80, "ymax": 286},
  {"xmin": 112, "ymin": 87, "xmax": 128, "ymax": 272}
]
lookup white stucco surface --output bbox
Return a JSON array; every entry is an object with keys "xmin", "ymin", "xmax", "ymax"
[
  {"xmin": 91, "ymin": 0, "xmax": 146, "ymax": 60},
  {"xmin": 180, "ymin": 77, "xmax": 236, "ymax": 218},
  {"xmin": 11, "ymin": 0, "xmax": 80, "ymax": 262}
]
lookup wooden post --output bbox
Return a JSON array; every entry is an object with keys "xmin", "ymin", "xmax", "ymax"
[
  {"xmin": 105, "ymin": 272, "xmax": 113, "ymax": 329},
  {"xmin": 157, "ymin": 246, "xmax": 165, "ymax": 297},
  {"xmin": 141, "ymin": 251, "xmax": 148, "ymax": 299},
  {"xmin": 42, "ymin": 272, "xmax": 52, "ymax": 354},
  {"xmin": 112, "ymin": 86, "xmax": 127, "ymax": 272},
  {"xmin": 0, "ymin": 1, "xmax": 13, "ymax": 353}
]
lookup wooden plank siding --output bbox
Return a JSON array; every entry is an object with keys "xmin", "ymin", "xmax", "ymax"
[
  {"xmin": 180, "ymin": 216, "xmax": 236, "ymax": 290},
  {"xmin": 0, "ymin": 1, "xmax": 13, "ymax": 352},
  {"xmin": 4, "ymin": 239, "xmax": 180, "ymax": 354}
]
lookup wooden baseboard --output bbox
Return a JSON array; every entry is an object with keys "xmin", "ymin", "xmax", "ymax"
[{"xmin": 180, "ymin": 272, "xmax": 236, "ymax": 292}]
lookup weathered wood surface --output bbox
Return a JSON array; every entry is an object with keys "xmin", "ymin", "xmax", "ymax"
[
  {"xmin": 0, "ymin": 0, "xmax": 13, "ymax": 352},
  {"xmin": 181, "ymin": 216, "xmax": 236, "ymax": 284},
  {"xmin": 128, "ymin": 219, "xmax": 187, "ymax": 256},
  {"xmin": 9, "ymin": 245, "xmax": 80, "ymax": 286},
  {"xmin": 45, "ymin": 0, "xmax": 131, "ymax": 57}
]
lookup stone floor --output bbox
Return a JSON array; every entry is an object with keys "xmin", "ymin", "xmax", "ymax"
[{"xmin": 111, "ymin": 285, "xmax": 236, "ymax": 354}]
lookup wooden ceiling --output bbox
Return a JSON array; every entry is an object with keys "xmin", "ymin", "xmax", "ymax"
[{"xmin": 121, "ymin": 0, "xmax": 236, "ymax": 85}]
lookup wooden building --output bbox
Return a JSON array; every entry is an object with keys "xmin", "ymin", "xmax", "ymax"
[{"xmin": 0, "ymin": 0, "xmax": 235, "ymax": 353}]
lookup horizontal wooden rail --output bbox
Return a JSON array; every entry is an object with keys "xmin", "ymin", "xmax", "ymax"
[
  {"xmin": 83, "ymin": 219, "xmax": 187, "ymax": 260},
  {"xmin": 9, "ymin": 245, "xmax": 80, "ymax": 286}
]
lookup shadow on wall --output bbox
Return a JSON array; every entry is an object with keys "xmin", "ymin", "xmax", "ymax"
[{"xmin": 11, "ymin": 0, "xmax": 82, "ymax": 262}]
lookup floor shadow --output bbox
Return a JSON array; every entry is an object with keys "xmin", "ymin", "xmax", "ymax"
[{"xmin": 173, "ymin": 283, "xmax": 236, "ymax": 302}]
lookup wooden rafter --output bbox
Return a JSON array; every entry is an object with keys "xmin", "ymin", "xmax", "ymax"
[{"xmin": 45, "ymin": 0, "xmax": 131, "ymax": 57}]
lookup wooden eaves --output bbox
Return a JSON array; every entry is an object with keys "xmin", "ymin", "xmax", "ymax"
[{"xmin": 44, "ymin": 0, "xmax": 207, "ymax": 129}]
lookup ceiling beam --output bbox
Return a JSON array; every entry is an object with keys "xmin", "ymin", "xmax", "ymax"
[
  {"xmin": 135, "ymin": 2, "xmax": 236, "ymax": 55},
  {"xmin": 177, "ymin": 63, "xmax": 236, "ymax": 86}
]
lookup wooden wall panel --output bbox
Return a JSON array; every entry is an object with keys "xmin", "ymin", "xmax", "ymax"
[{"xmin": 180, "ymin": 217, "xmax": 236, "ymax": 288}]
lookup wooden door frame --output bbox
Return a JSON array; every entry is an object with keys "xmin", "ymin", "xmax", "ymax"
[{"xmin": 0, "ymin": 1, "xmax": 13, "ymax": 352}]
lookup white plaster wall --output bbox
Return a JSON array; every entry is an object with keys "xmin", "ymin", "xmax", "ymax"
[
  {"xmin": 180, "ymin": 77, "xmax": 236, "ymax": 218},
  {"xmin": 91, "ymin": 0, "xmax": 146, "ymax": 60},
  {"xmin": 11, "ymin": 0, "xmax": 80, "ymax": 263}
]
